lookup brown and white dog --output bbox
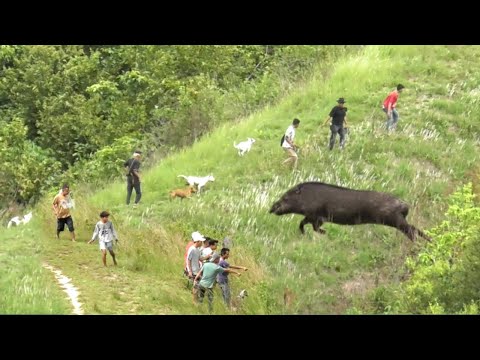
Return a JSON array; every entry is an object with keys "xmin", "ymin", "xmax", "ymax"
[{"xmin": 170, "ymin": 186, "xmax": 197, "ymax": 200}]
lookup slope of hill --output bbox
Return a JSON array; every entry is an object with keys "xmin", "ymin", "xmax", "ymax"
[{"xmin": 3, "ymin": 45, "xmax": 479, "ymax": 314}]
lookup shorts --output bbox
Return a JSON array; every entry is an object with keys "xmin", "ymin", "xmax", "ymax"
[
  {"xmin": 57, "ymin": 216, "xmax": 74, "ymax": 232},
  {"xmin": 100, "ymin": 241, "xmax": 113, "ymax": 251}
]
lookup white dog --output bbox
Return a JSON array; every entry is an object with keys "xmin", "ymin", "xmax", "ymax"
[
  {"xmin": 233, "ymin": 138, "xmax": 256, "ymax": 156},
  {"xmin": 231, "ymin": 289, "xmax": 249, "ymax": 312},
  {"xmin": 177, "ymin": 175, "xmax": 215, "ymax": 193},
  {"xmin": 238, "ymin": 289, "xmax": 248, "ymax": 299},
  {"xmin": 7, "ymin": 216, "xmax": 21, "ymax": 228},
  {"xmin": 22, "ymin": 212, "xmax": 33, "ymax": 224},
  {"xmin": 7, "ymin": 211, "xmax": 33, "ymax": 228}
]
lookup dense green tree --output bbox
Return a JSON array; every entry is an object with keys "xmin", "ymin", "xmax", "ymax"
[{"xmin": 0, "ymin": 45, "xmax": 349, "ymax": 205}]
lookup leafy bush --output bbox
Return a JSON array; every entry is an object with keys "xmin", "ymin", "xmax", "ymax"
[
  {"xmin": 62, "ymin": 135, "xmax": 140, "ymax": 186},
  {"xmin": 388, "ymin": 183, "xmax": 480, "ymax": 314}
]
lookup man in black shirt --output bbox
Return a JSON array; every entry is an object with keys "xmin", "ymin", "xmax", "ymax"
[
  {"xmin": 124, "ymin": 150, "xmax": 142, "ymax": 207},
  {"xmin": 323, "ymin": 98, "xmax": 348, "ymax": 150}
]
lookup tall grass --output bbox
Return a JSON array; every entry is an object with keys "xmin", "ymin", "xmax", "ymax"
[{"xmin": 0, "ymin": 219, "xmax": 71, "ymax": 314}]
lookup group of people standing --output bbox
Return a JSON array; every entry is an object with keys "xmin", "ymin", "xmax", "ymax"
[
  {"xmin": 281, "ymin": 84, "xmax": 405, "ymax": 169},
  {"xmin": 184, "ymin": 231, "xmax": 248, "ymax": 312}
]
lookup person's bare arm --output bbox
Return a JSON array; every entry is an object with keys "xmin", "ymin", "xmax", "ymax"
[
  {"xmin": 224, "ymin": 268, "xmax": 241, "ymax": 276},
  {"xmin": 344, "ymin": 116, "xmax": 348, "ymax": 127},
  {"xmin": 52, "ymin": 197, "xmax": 59, "ymax": 217},
  {"xmin": 324, "ymin": 116, "xmax": 332, "ymax": 125},
  {"xmin": 229, "ymin": 265, "xmax": 248, "ymax": 271},
  {"xmin": 193, "ymin": 268, "xmax": 204, "ymax": 283}
]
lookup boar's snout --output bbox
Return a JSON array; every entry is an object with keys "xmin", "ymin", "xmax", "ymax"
[{"xmin": 269, "ymin": 201, "xmax": 281, "ymax": 214}]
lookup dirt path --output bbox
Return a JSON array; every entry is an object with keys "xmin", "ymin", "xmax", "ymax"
[{"xmin": 43, "ymin": 262, "xmax": 84, "ymax": 315}]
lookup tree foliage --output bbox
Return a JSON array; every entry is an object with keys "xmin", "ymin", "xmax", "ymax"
[
  {"xmin": 0, "ymin": 118, "xmax": 61, "ymax": 204},
  {"xmin": 0, "ymin": 45, "xmax": 349, "ymax": 205}
]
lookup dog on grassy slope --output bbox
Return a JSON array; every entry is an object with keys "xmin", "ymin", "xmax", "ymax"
[
  {"xmin": 233, "ymin": 138, "xmax": 256, "ymax": 156},
  {"xmin": 170, "ymin": 186, "xmax": 197, "ymax": 200},
  {"xmin": 7, "ymin": 211, "xmax": 33, "ymax": 228},
  {"xmin": 177, "ymin": 175, "xmax": 215, "ymax": 193}
]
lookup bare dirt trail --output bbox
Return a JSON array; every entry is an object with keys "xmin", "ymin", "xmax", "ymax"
[{"xmin": 43, "ymin": 262, "xmax": 84, "ymax": 315}]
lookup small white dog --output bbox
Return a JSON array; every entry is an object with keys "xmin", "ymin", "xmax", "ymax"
[
  {"xmin": 7, "ymin": 216, "xmax": 21, "ymax": 228},
  {"xmin": 233, "ymin": 138, "xmax": 256, "ymax": 156},
  {"xmin": 231, "ymin": 289, "xmax": 249, "ymax": 311},
  {"xmin": 238, "ymin": 289, "xmax": 248, "ymax": 299},
  {"xmin": 22, "ymin": 212, "xmax": 33, "ymax": 224},
  {"xmin": 7, "ymin": 211, "xmax": 33, "ymax": 228},
  {"xmin": 177, "ymin": 175, "xmax": 215, "ymax": 193}
]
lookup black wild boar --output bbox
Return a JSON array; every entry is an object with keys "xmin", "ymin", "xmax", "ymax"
[{"xmin": 269, "ymin": 182, "xmax": 431, "ymax": 241}]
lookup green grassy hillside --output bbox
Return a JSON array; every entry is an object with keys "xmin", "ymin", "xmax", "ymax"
[
  {"xmin": 0, "ymin": 220, "xmax": 71, "ymax": 314},
  {"xmin": 3, "ymin": 45, "xmax": 479, "ymax": 314}
]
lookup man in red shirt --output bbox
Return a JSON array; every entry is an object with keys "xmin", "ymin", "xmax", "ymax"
[{"xmin": 383, "ymin": 84, "xmax": 405, "ymax": 131}]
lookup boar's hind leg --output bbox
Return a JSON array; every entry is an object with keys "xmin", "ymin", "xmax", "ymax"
[
  {"xmin": 399, "ymin": 224, "xmax": 416, "ymax": 241},
  {"xmin": 312, "ymin": 217, "xmax": 326, "ymax": 234},
  {"xmin": 409, "ymin": 224, "xmax": 432, "ymax": 242},
  {"xmin": 388, "ymin": 216, "xmax": 416, "ymax": 241}
]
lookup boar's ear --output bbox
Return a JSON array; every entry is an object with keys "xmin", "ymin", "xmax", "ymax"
[{"xmin": 294, "ymin": 185, "xmax": 302, "ymax": 194}]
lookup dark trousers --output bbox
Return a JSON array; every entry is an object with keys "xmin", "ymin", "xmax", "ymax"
[
  {"xmin": 329, "ymin": 124, "xmax": 346, "ymax": 150},
  {"xmin": 197, "ymin": 285, "xmax": 214, "ymax": 312},
  {"xmin": 126, "ymin": 176, "xmax": 142, "ymax": 205}
]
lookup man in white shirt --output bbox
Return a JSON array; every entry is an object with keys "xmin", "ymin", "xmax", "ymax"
[
  {"xmin": 186, "ymin": 231, "xmax": 206, "ymax": 302},
  {"xmin": 200, "ymin": 238, "xmax": 218, "ymax": 264},
  {"xmin": 282, "ymin": 118, "xmax": 301, "ymax": 170}
]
